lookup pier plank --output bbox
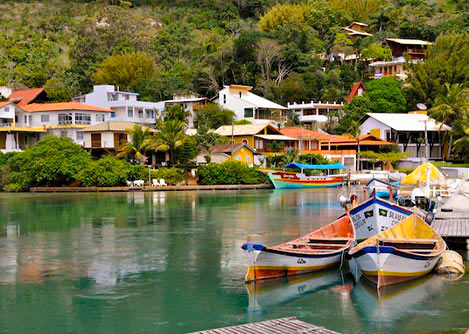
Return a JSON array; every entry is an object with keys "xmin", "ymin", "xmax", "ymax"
[{"xmin": 190, "ymin": 317, "xmax": 339, "ymax": 334}]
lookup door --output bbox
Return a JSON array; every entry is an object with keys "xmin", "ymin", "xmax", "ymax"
[{"xmin": 91, "ymin": 133, "xmax": 101, "ymax": 148}]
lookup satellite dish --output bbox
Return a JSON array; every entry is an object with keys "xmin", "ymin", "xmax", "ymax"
[{"xmin": 417, "ymin": 103, "xmax": 427, "ymax": 111}]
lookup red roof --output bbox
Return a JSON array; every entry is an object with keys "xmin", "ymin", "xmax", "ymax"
[
  {"xmin": 347, "ymin": 81, "xmax": 366, "ymax": 102},
  {"xmin": 8, "ymin": 88, "xmax": 45, "ymax": 106},
  {"xmin": 23, "ymin": 102, "xmax": 113, "ymax": 113},
  {"xmin": 0, "ymin": 101, "xmax": 15, "ymax": 108},
  {"xmin": 280, "ymin": 128, "xmax": 333, "ymax": 140},
  {"xmin": 321, "ymin": 134, "xmax": 394, "ymax": 146}
]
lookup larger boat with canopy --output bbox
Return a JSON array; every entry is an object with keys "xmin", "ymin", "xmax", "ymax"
[{"xmin": 268, "ymin": 162, "xmax": 347, "ymax": 189}]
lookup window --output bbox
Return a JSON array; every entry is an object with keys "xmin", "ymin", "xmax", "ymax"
[
  {"xmin": 152, "ymin": 110, "xmax": 156, "ymax": 119},
  {"xmin": 236, "ymin": 155, "xmax": 241, "ymax": 160},
  {"xmin": 96, "ymin": 114, "xmax": 105, "ymax": 122},
  {"xmin": 75, "ymin": 113, "xmax": 91, "ymax": 125},
  {"xmin": 146, "ymin": 110, "xmax": 150, "ymax": 119},
  {"xmin": 41, "ymin": 114, "xmax": 49, "ymax": 122},
  {"xmin": 223, "ymin": 94, "xmax": 226, "ymax": 104},
  {"xmin": 138, "ymin": 109, "xmax": 144, "ymax": 118},
  {"xmin": 60, "ymin": 130, "xmax": 68, "ymax": 137},
  {"xmin": 244, "ymin": 108, "xmax": 254, "ymax": 118},
  {"xmin": 242, "ymin": 139, "xmax": 248, "ymax": 145},
  {"xmin": 111, "ymin": 112, "xmax": 116, "ymax": 118},
  {"xmin": 24, "ymin": 115, "xmax": 27, "ymax": 123},
  {"xmin": 125, "ymin": 94, "xmax": 129, "ymax": 101},
  {"xmin": 15, "ymin": 115, "xmax": 18, "ymax": 123},
  {"xmin": 76, "ymin": 132, "xmax": 84, "ymax": 140},
  {"xmin": 127, "ymin": 107, "xmax": 133, "ymax": 118},
  {"xmin": 59, "ymin": 113, "xmax": 73, "ymax": 125},
  {"xmin": 4, "ymin": 106, "xmax": 9, "ymax": 112},
  {"xmin": 385, "ymin": 130, "xmax": 391, "ymax": 142},
  {"xmin": 245, "ymin": 156, "xmax": 250, "ymax": 163}
]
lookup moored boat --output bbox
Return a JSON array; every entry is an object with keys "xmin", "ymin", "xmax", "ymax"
[
  {"xmin": 350, "ymin": 195, "xmax": 413, "ymax": 241},
  {"xmin": 366, "ymin": 177, "xmax": 398, "ymax": 199},
  {"xmin": 348, "ymin": 214, "xmax": 445, "ymax": 290},
  {"xmin": 241, "ymin": 215, "xmax": 355, "ymax": 282},
  {"xmin": 268, "ymin": 163, "xmax": 346, "ymax": 189}
]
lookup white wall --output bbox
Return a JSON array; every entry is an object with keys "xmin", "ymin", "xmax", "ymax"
[
  {"xmin": 0, "ymin": 104, "xmax": 16, "ymax": 120},
  {"xmin": 218, "ymin": 87, "xmax": 256, "ymax": 121},
  {"xmin": 359, "ymin": 117, "xmax": 390, "ymax": 140}
]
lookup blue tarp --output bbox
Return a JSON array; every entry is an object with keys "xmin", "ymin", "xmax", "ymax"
[{"xmin": 285, "ymin": 163, "xmax": 346, "ymax": 170}]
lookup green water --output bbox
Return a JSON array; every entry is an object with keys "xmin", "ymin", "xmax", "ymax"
[{"xmin": 0, "ymin": 189, "xmax": 467, "ymax": 334}]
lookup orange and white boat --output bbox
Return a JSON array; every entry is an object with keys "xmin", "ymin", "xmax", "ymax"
[{"xmin": 241, "ymin": 215, "xmax": 355, "ymax": 282}]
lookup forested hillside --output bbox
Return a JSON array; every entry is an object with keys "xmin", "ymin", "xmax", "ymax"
[{"xmin": 0, "ymin": 0, "xmax": 468, "ymax": 106}]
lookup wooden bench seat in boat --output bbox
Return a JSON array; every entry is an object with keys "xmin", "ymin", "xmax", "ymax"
[
  {"xmin": 379, "ymin": 238, "xmax": 437, "ymax": 244},
  {"xmin": 273, "ymin": 247, "xmax": 340, "ymax": 253},
  {"xmin": 379, "ymin": 238, "xmax": 436, "ymax": 250},
  {"xmin": 287, "ymin": 242, "xmax": 344, "ymax": 248},
  {"xmin": 308, "ymin": 237, "xmax": 350, "ymax": 244}
]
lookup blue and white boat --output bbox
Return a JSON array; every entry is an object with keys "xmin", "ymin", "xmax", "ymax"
[{"xmin": 366, "ymin": 177, "xmax": 398, "ymax": 199}]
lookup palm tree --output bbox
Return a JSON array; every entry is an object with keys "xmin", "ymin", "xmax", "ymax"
[
  {"xmin": 346, "ymin": 120, "xmax": 362, "ymax": 171},
  {"xmin": 152, "ymin": 119, "xmax": 186, "ymax": 166},
  {"xmin": 429, "ymin": 83, "xmax": 469, "ymax": 159},
  {"xmin": 117, "ymin": 125, "xmax": 152, "ymax": 164}
]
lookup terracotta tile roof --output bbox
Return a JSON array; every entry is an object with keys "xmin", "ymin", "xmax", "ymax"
[
  {"xmin": 347, "ymin": 81, "xmax": 366, "ymax": 102},
  {"xmin": 280, "ymin": 128, "xmax": 333, "ymax": 140},
  {"xmin": 8, "ymin": 88, "xmax": 45, "ymax": 106},
  {"xmin": 321, "ymin": 134, "xmax": 394, "ymax": 146},
  {"xmin": 0, "ymin": 101, "xmax": 14, "ymax": 108},
  {"xmin": 23, "ymin": 102, "xmax": 112, "ymax": 113}
]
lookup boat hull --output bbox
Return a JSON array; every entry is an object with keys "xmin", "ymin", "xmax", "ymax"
[
  {"xmin": 243, "ymin": 246, "xmax": 345, "ymax": 282},
  {"xmin": 366, "ymin": 179, "xmax": 398, "ymax": 199},
  {"xmin": 351, "ymin": 246, "xmax": 440, "ymax": 290},
  {"xmin": 268, "ymin": 173, "xmax": 343, "ymax": 189}
]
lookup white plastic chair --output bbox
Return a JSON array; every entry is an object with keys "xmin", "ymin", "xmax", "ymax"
[
  {"xmin": 134, "ymin": 180, "xmax": 145, "ymax": 187},
  {"xmin": 159, "ymin": 179, "xmax": 167, "ymax": 186},
  {"xmin": 152, "ymin": 179, "xmax": 160, "ymax": 187},
  {"xmin": 126, "ymin": 180, "xmax": 133, "ymax": 187}
]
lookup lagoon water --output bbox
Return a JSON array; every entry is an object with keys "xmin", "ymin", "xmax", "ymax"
[{"xmin": 0, "ymin": 189, "xmax": 467, "ymax": 334}]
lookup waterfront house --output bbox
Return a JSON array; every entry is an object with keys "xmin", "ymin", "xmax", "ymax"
[
  {"xmin": 287, "ymin": 101, "xmax": 344, "ymax": 128},
  {"xmin": 195, "ymin": 143, "xmax": 261, "ymax": 167},
  {"xmin": 163, "ymin": 94, "xmax": 208, "ymax": 128},
  {"xmin": 214, "ymin": 124, "xmax": 296, "ymax": 153},
  {"xmin": 369, "ymin": 38, "xmax": 431, "ymax": 80},
  {"xmin": 217, "ymin": 85, "xmax": 287, "ymax": 125},
  {"xmin": 359, "ymin": 112, "xmax": 450, "ymax": 162},
  {"xmin": 74, "ymin": 85, "xmax": 164, "ymax": 126}
]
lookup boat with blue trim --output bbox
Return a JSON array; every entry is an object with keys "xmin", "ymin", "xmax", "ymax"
[
  {"xmin": 350, "ymin": 195, "xmax": 414, "ymax": 241},
  {"xmin": 241, "ymin": 215, "xmax": 355, "ymax": 282},
  {"xmin": 348, "ymin": 214, "xmax": 445, "ymax": 290},
  {"xmin": 268, "ymin": 163, "xmax": 347, "ymax": 189},
  {"xmin": 366, "ymin": 177, "xmax": 398, "ymax": 199}
]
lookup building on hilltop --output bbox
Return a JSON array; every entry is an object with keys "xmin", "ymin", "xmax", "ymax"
[
  {"xmin": 347, "ymin": 81, "xmax": 366, "ymax": 102},
  {"xmin": 287, "ymin": 101, "xmax": 344, "ymax": 128},
  {"xmin": 369, "ymin": 38, "xmax": 431, "ymax": 80},
  {"xmin": 359, "ymin": 112, "xmax": 450, "ymax": 163},
  {"xmin": 217, "ymin": 85, "xmax": 287, "ymax": 125},
  {"xmin": 342, "ymin": 22, "xmax": 373, "ymax": 41},
  {"xmin": 163, "ymin": 94, "xmax": 208, "ymax": 128}
]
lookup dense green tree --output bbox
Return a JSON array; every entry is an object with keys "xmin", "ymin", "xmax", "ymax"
[
  {"xmin": 7, "ymin": 137, "xmax": 90, "ymax": 190},
  {"xmin": 79, "ymin": 156, "xmax": 130, "ymax": 187},
  {"xmin": 152, "ymin": 120, "xmax": 186, "ymax": 166},
  {"xmin": 365, "ymin": 78, "xmax": 406, "ymax": 113},
  {"xmin": 195, "ymin": 103, "xmax": 235, "ymax": 130},
  {"xmin": 174, "ymin": 136, "xmax": 199, "ymax": 165},
  {"xmin": 117, "ymin": 125, "xmax": 152, "ymax": 164},
  {"xmin": 164, "ymin": 104, "xmax": 190, "ymax": 123}
]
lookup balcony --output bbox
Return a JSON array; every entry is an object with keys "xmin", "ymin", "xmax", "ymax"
[
  {"xmin": 0, "ymin": 122, "xmax": 13, "ymax": 128},
  {"xmin": 58, "ymin": 120, "xmax": 73, "ymax": 125},
  {"xmin": 75, "ymin": 120, "xmax": 91, "ymax": 125}
]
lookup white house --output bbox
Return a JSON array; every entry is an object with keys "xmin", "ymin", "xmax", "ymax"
[
  {"xmin": 360, "ymin": 112, "xmax": 451, "ymax": 161},
  {"xmin": 287, "ymin": 101, "xmax": 344, "ymax": 127},
  {"xmin": 217, "ymin": 85, "xmax": 286, "ymax": 125},
  {"xmin": 74, "ymin": 85, "xmax": 164, "ymax": 125},
  {"xmin": 163, "ymin": 94, "xmax": 208, "ymax": 127}
]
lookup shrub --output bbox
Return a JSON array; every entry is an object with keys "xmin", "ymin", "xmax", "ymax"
[
  {"xmin": 7, "ymin": 136, "xmax": 91, "ymax": 190},
  {"xmin": 197, "ymin": 161, "xmax": 267, "ymax": 185},
  {"xmin": 0, "ymin": 165, "xmax": 11, "ymax": 190},
  {"xmin": 79, "ymin": 156, "xmax": 130, "ymax": 187},
  {"xmin": 151, "ymin": 168, "xmax": 186, "ymax": 185},
  {"xmin": 127, "ymin": 165, "xmax": 148, "ymax": 181},
  {"xmin": 3, "ymin": 183, "xmax": 22, "ymax": 192}
]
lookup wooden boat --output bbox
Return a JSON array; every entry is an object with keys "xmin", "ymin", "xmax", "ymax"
[
  {"xmin": 241, "ymin": 215, "xmax": 355, "ymax": 282},
  {"xmin": 366, "ymin": 177, "xmax": 398, "ymax": 199},
  {"xmin": 350, "ymin": 195, "xmax": 413, "ymax": 241},
  {"xmin": 268, "ymin": 163, "xmax": 346, "ymax": 189},
  {"xmin": 348, "ymin": 214, "xmax": 445, "ymax": 290}
]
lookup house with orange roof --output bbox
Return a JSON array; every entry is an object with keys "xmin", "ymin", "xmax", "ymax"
[
  {"xmin": 0, "ymin": 101, "xmax": 112, "ymax": 152},
  {"xmin": 8, "ymin": 88, "xmax": 49, "ymax": 106}
]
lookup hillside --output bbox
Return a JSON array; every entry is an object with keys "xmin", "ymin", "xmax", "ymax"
[{"xmin": 0, "ymin": 0, "xmax": 467, "ymax": 105}]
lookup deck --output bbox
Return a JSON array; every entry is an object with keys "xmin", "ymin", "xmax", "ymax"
[
  {"xmin": 433, "ymin": 209, "xmax": 469, "ymax": 248},
  {"xmin": 191, "ymin": 317, "xmax": 339, "ymax": 334}
]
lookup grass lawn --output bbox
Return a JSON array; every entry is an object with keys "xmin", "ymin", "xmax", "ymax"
[{"xmin": 434, "ymin": 162, "xmax": 469, "ymax": 168}]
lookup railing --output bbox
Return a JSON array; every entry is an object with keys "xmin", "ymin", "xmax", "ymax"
[
  {"xmin": 0, "ymin": 122, "xmax": 13, "ymax": 128},
  {"xmin": 75, "ymin": 120, "xmax": 91, "ymax": 125},
  {"xmin": 59, "ymin": 120, "xmax": 73, "ymax": 125}
]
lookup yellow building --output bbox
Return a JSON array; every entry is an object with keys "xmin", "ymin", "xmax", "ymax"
[
  {"xmin": 214, "ymin": 124, "xmax": 297, "ymax": 153},
  {"xmin": 196, "ymin": 143, "xmax": 259, "ymax": 166}
]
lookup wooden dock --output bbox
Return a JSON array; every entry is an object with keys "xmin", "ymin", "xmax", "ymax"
[
  {"xmin": 30, "ymin": 184, "xmax": 273, "ymax": 193},
  {"xmin": 191, "ymin": 317, "xmax": 339, "ymax": 334},
  {"xmin": 433, "ymin": 209, "xmax": 469, "ymax": 248}
]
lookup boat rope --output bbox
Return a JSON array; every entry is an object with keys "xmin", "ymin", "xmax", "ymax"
[{"xmin": 338, "ymin": 249, "xmax": 346, "ymax": 271}]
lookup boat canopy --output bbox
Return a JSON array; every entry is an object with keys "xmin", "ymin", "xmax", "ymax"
[
  {"xmin": 401, "ymin": 162, "xmax": 446, "ymax": 185},
  {"xmin": 285, "ymin": 163, "xmax": 345, "ymax": 170}
]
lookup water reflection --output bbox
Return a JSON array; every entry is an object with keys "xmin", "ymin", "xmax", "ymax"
[{"xmin": 245, "ymin": 269, "xmax": 352, "ymax": 313}]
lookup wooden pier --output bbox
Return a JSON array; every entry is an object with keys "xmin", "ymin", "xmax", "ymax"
[
  {"xmin": 191, "ymin": 317, "xmax": 339, "ymax": 334},
  {"xmin": 433, "ymin": 209, "xmax": 469, "ymax": 248}
]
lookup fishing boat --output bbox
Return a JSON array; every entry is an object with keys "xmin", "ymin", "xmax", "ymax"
[
  {"xmin": 268, "ymin": 163, "xmax": 346, "ymax": 189},
  {"xmin": 349, "ymin": 195, "xmax": 413, "ymax": 241},
  {"xmin": 241, "ymin": 215, "xmax": 355, "ymax": 282},
  {"xmin": 366, "ymin": 177, "xmax": 398, "ymax": 199},
  {"xmin": 348, "ymin": 214, "xmax": 445, "ymax": 290}
]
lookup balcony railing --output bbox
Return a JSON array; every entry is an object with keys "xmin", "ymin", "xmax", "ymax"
[
  {"xmin": 0, "ymin": 122, "xmax": 13, "ymax": 128},
  {"xmin": 75, "ymin": 120, "xmax": 91, "ymax": 125},
  {"xmin": 59, "ymin": 120, "xmax": 73, "ymax": 125}
]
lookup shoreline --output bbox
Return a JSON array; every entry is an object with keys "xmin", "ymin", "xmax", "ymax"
[{"xmin": 29, "ymin": 184, "xmax": 273, "ymax": 193}]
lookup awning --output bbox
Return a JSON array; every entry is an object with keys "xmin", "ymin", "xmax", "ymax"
[
  {"xmin": 255, "ymin": 134, "xmax": 297, "ymax": 141},
  {"xmin": 285, "ymin": 163, "xmax": 345, "ymax": 170}
]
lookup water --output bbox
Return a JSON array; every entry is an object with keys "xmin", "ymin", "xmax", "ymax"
[{"xmin": 0, "ymin": 189, "xmax": 467, "ymax": 334}]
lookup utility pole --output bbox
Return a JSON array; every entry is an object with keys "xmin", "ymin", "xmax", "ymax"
[{"xmin": 424, "ymin": 118, "xmax": 429, "ymax": 162}]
